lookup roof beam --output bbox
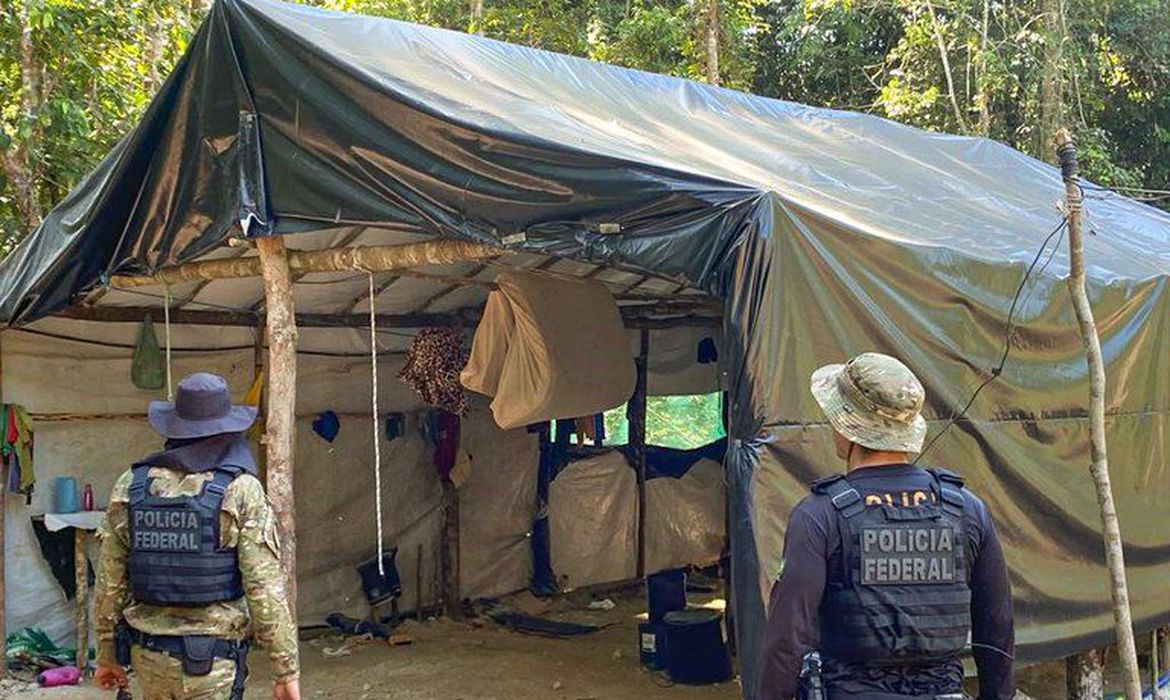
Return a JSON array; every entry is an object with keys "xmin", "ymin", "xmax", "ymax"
[
  {"xmin": 55, "ymin": 301, "xmax": 719, "ymax": 329},
  {"xmin": 109, "ymin": 239, "xmax": 504, "ymax": 289}
]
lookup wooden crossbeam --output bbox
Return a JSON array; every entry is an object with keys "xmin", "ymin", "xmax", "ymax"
[{"xmin": 110, "ymin": 239, "xmax": 504, "ymax": 289}]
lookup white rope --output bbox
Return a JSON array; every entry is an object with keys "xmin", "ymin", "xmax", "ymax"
[
  {"xmin": 163, "ymin": 284, "xmax": 174, "ymax": 402},
  {"xmin": 367, "ymin": 270, "xmax": 385, "ymax": 576}
]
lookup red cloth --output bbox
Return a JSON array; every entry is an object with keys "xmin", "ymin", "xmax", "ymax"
[{"xmin": 432, "ymin": 411, "xmax": 461, "ymax": 481}]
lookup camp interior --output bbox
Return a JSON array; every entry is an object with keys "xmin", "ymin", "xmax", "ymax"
[
  {"xmin": 2, "ymin": 0, "xmax": 1170, "ymax": 698},
  {"xmin": 0, "ymin": 228, "xmax": 737, "ymax": 690}
]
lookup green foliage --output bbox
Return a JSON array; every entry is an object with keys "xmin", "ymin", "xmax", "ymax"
[
  {"xmin": 604, "ymin": 392, "xmax": 726, "ymax": 450},
  {"xmin": 2, "ymin": 0, "xmax": 1168, "ymax": 250}
]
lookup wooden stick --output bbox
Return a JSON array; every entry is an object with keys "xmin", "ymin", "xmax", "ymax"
[
  {"xmin": 75, "ymin": 529, "xmax": 88, "ymax": 673},
  {"xmin": 256, "ymin": 237, "xmax": 300, "ymax": 623},
  {"xmin": 109, "ymin": 239, "xmax": 504, "ymax": 289},
  {"xmin": 630, "ymin": 329, "xmax": 649, "ymax": 579},
  {"xmin": 1067, "ymin": 648, "xmax": 1105, "ymax": 699},
  {"xmin": 1055, "ymin": 128, "xmax": 1141, "ymax": 700}
]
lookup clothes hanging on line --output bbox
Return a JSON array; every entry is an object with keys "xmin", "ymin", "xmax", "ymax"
[{"xmin": 2, "ymin": 404, "xmax": 35, "ymax": 497}]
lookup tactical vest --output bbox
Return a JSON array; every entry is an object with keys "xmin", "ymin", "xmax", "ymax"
[
  {"xmin": 127, "ymin": 465, "xmax": 245, "ymax": 606},
  {"xmin": 816, "ymin": 469, "xmax": 972, "ymax": 665}
]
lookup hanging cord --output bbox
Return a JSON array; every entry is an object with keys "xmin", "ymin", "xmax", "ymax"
[
  {"xmin": 366, "ymin": 270, "xmax": 386, "ymax": 576},
  {"xmin": 163, "ymin": 284, "xmax": 174, "ymax": 401},
  {"xmin": 916, "ymin": 217, "xmax": 1069, "ymax": 464}
]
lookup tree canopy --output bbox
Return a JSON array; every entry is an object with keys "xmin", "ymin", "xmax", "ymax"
[{"xmin": 2, "ymin": 0, "xmax": 1168, "ymax": 250}]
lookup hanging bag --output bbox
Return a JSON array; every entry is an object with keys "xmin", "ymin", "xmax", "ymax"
[{"xmin": 131, "ymin": 315, "xmax": 166, "ymax": 390}]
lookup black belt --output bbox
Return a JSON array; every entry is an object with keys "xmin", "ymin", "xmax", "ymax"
[{"xmin": 128, "ymin": 629, "xmax": 249, "ymax": 698}]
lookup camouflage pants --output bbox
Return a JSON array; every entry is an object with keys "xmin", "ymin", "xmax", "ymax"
[{"xmin": 131, "ymin": 646, "xmax": 246, "ymax": 700}]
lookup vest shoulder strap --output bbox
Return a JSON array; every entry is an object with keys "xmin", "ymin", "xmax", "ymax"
[
  {"xmin": 198, "ymin": 466, "xmax": 242, "ymax": 510},
  {"xmin": 128, "ymin": 465, "xmax": 153, "ymax": 506},
  {"xmin": 812, "ymin": 474, "xmax": 866, "ymax": 519},
  {"xmin": 926, "ymin": 468, "xmax": 965, "ymax": 517}
]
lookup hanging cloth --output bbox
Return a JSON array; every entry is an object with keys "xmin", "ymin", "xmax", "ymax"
[
  {"xmin": 461, "ymin": 271, "xmax": 635, "ymax": 430},
  {"xmin": 399, "ymin": 328, "xmax": 469, "ymax": 415},
  {"xmin": 243, "ymin": 372, "xmax": 265, "ymax": 441},
  {"xmin": 131, "ymin": 315, "xmax": 166, "ymax": 391},
  {"xmin": 1, "ymin": 404, "xmax": 35, "ymax": 494}
]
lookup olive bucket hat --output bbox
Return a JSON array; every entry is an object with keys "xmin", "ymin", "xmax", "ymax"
[{"xmin": 809, "ymin": 352, "xmax": 927, "ymax": 453}]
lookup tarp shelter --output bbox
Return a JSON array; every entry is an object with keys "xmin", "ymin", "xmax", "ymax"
[{"xmin": 0, "ymin": 0, "xmax": 1169, "ymax": 696}]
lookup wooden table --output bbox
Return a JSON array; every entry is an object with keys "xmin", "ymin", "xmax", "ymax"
[{"xmin": 44, "ymin": 511, "xmax": 105, "ymax": 672}]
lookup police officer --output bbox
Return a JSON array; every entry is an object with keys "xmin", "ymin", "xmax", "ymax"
[
  {"xmin": 93, "ymin": 373, "xmax": 301, "ymax": 700},
  {"xmin": 758, "ymin": 353, "xmax": 1015, "ymax": 699}
]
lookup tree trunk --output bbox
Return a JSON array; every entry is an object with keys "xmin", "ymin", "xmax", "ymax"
[
  {"xmin": 470, "ymin": 0, "xmax": 484, "ymax": 34},
  {"xmin": 256, "ymin": 236, "xmax": 299, "ymax": 622},
  {"xmin": 2, "ymin": 0, "xmax": 43, "ymax": 235},
  {"xmin": 1055, "ymin": 129, "xmax": 1142, "ymax": 700},
  {"xmin": 924, "ymin": 0, "xmax": 968, "ymax": 134},
  {"xmin": 975, "ymin": 0, "xmax": 992, "ymax": 136},
  {"xmin": 1036, "ymin": 0, "xmax": 1065, "ymax": 160},
  {"xmin": 1066, "ymin": 648, "xmax": 1105, "ymax": 699},
  {"xmin": 705, "ymin": 0, "xmax": 720, "ymax": 86}
]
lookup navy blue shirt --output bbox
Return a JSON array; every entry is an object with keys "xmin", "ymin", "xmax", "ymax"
[{"xmin": 758, "ymin": 464, "xmax": 1015, "ymax": 699}]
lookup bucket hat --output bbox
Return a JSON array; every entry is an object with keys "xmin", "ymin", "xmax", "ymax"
[
  {"xmin": 148, "ymin": 373, "xmax": 258, "ymax": 440},
  {"xmin": 810, "ymin": 352, "xmax": 927, "ymax": 453}
]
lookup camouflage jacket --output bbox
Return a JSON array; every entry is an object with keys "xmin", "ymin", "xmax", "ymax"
[{"xmin": 94, "ymin": 467, "xmax": 299, "ymax": 682}]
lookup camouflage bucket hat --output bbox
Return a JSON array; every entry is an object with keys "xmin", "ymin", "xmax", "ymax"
[{"xmin": 810, "ymin": 352, "xmax": 927, "ymax": 453}]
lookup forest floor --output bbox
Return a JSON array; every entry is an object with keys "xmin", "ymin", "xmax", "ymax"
[{"xmin": 0, "ymin": 590, "xmax": 1146, "ymax": 700}]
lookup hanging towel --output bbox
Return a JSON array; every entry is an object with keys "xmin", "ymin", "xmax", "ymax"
[{"xmin": 131, "ymin": 315, "xmax": 166, "ymax": 390}]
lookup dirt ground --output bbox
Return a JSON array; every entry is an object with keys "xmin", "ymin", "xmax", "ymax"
[{"xmin": 0, "ymin": 591, "xmax": 1147, "ymax": 700}]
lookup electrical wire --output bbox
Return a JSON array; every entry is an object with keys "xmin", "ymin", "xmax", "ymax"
[{"xmin": 915, "ymin": 217, "xmax": 1069, "ymax": 464}]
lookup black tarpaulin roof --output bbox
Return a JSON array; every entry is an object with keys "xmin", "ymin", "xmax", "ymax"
[{"xmin": 2, "ymin": 1, "xmax": 1170, "ymax": 696}]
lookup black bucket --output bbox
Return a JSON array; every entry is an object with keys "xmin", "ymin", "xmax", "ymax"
[
  {"xmin": 646, "ymin": 568, "xmax": 687, "ymax": 623},
  {"xmin": 663, "ymin": 609, "xmax": 732, "ymax": 685}
]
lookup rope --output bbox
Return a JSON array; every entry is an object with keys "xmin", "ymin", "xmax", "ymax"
[
  {"xmin": 164, "ymin": 284, "xmax": 174, "ymax": 401},
  {"xmin": 367, "ymin": 270, "xmax": 386, "ymax": 576}
]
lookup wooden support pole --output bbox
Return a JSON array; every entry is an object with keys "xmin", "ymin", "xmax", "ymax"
[
  {"xmin": 1067, "ymin": 648, "xmax": 1105, "ymax": 700},
  {"xmin": 75, "ymin": 529, "xmax": 88, "ymax": 673},
  {"xmin": 630, "ymin": 328, "xmax": 649, "ymax": 579},
  {"xmin": 440, "ymin": 478, "xmax": 461, "ymax": 619},
  {"xmin": 256, "ymin": 236, "xmax": 299, "ymax": 621},
  {"xmin": 1160, "ymin": 627, "xmax": 1170, "ymax": 680},
  {"xmin": 1153, "ymin": 629, "xmax": 1161, "ymax": 697},
  {"xmin": 109, "ymin": 240, "xmax": 504, "ymax": 289},
  {"xmin": 1055, "ymin": 129, "xmax": 1141, "ymax": 700}
]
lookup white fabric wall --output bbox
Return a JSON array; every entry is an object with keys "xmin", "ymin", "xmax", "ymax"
[
  {"xmin": 0, "ymin": 324, "xmax": 537, "ymax": 642},
  {"xmin": 549, "ymin": 452, "xmax": 725, "ymax": 591},
  {"xmin": 1, "ymin": 320, "xmax": 722, "ymax": 643}
]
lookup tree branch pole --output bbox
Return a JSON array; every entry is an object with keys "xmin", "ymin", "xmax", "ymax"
[
  {"xmin": 1055, "ymin": 128, "xmax": 1141, "ymax": 700},
  {"xmin": 630, "ymin": 329, "xmax": 649, "ymax": 579},
  {"xmin": 256, "ymin": 237, "xmax": 299, "ymax": 621},
  {"xmin": 109, "ymin": 240, "xmax": 505, "ymax": 289}
]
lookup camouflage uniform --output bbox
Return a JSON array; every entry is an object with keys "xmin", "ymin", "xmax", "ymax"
[{"xmin": 94, "ymin": 467, "xmax": 299, "ymax": 698}]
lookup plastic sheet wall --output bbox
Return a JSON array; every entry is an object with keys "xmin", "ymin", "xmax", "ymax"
[{"xmin": 0, "ymin": 325, "xmax": 538, "ymax": 638}]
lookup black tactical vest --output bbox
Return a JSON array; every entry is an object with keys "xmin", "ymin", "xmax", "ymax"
[
  {"xmin": 816, "ymin": 469, "xmax": 972, "ymax": 665},
  {"xmin": 127, "ymin": 465, "xmax": 245, "ymax": 606}
]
